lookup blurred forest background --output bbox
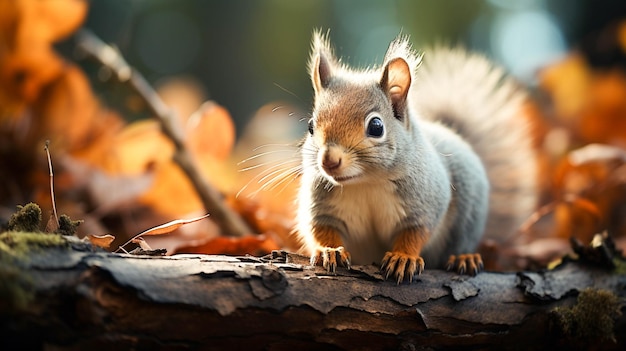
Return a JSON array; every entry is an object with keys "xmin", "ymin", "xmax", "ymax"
[
  {"xmin": 2, "ymin": 0, "xmax": 626, "ymax": 270},
  {"xmin": 79, "ymin": 0, "xmax": 621, "ymax": 132}
]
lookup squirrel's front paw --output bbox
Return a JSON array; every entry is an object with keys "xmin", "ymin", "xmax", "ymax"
[
  {"xmin": 445, "ymin": 253, "xmax": 483, "ymax": 276},
  {"xmin": 381, "ymin": 251, "xmax": 424, "ymax": 284},
  {"xmin": 311, "ymin": 246, "xmax": 351, "ymax": 273}
]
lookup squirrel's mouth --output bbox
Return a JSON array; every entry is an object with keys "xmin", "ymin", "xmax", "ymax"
[{"xmin": 327, "ymin": 173, "xmax": 361, "ymax": 185}]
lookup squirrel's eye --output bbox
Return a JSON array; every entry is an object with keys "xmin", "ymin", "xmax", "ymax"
[
  {"xmin": 308, "ymin": 119, "xmax": 314, "ymax": 136},
  {"xmin": 366, "ymin": 117, "xmax": 384, "ymax": 138}
]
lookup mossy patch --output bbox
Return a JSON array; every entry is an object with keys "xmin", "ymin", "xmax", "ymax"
[
  {"xmin": 55, "ymin": 214, "xmax": 83, "ymax": 236},
  {"xmin": 1, "ymin": 203, "xmax": 72, "ymax": 312},
  {"xmin": 5, "ymin": 202, "xmax": 82, "ymax": 236},
  {"xmin": 8, "ymin": 203, "xmax": 42, "ymax": 232},
  {"xmin": 0, "ymin": 231, "xmax": 68, "ymax": 258},
  {"xmin": 552, "ymin": 288, "xmax": 622, "ymax": 343},
  {"xmin": 0, "ymin": 231, "xmax": 67, "ymax": 311}
]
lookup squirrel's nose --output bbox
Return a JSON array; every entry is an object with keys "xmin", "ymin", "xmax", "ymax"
[{"xmin": 322, "ymin": 153, "xmax": 342, "ymax": 172}]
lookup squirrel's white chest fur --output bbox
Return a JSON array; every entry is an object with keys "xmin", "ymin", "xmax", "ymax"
[
  {"xmin": 334, "ymin": 181, "xmax": 405, "ymax": 264},
  {"xmin": 297, "ymin": 173, "xmax": 406, "ymax": 265}
]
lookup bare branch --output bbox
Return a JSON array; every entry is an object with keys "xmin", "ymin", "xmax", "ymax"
[{"xmin": 74, "ymin": 30, "xmax": 252, "ymax": 237}]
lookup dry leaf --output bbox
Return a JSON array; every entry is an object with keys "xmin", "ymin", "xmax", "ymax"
[
  {"xmin": 134, "ymin": 213, "xmax": 210, "ymax": 237},
  {"xmin": 175, "ymin": 234, "xmax": 281, "ymax": 257},
  {"xmin": 45, "ymin": 214, "xmax": 59, "ymax": 233},
  {"xmin": 87, "ymin": 234, "xmax": 115, "ymax": 249},
  {"xmin": 115, "ymin": 213, "xmax": 210, "ymax": 253}
]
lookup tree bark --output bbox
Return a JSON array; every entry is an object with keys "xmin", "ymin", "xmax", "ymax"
[{"xmin": 1, "ymin": 236, "xmax": 625, "ymax": 351}]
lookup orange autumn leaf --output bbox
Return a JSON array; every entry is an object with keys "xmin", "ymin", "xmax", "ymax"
[
  {"xmin": 0, "ymin": 0, "xmax": 88, "ymax": 105},
  {"xmin": 96, "ymin": 119, "xmax": 173, "ymax": 175},
  {"xmin": 539, "ymin": 51, "xmax": 626, "ymax": 147},
  {"xmin": 564, "ymin": 195, "xmax": 602, "ymax": 220},
  {"xmin": 175, "ymin": 235, "xmax": 281, "ymax": 257},
  {"xmin": 578, "ymin": 71, "xmax": 626, "ymax": 145},
  {"xmin": 548, "ymin": 144, "xmax": 626, "ymax": 242},
  {"xmin": 554, "ymin": 144, "xmax": 626, "ymax": 196},
  {"xmin": 138, "ymin": 161, "xmax": 205, "ymax": 216},
  {"xmin": 539, "ymin": 53, "xmax": 591, "ymax": 121},
  {"xmin": 87, "ymin": 234, "xmax": 116, "ymax": 249},
  {"xmin": 135, "ymin": 100, "xmax": 237, "ymax": 219},
  {"xmin": 227, "ymin": 195, "xmax": 297, "ymax": 250},
  {"xmin": 187, "ymin": 101, "xmax": 235, "ymax": 161},
  {"xmin": 36, "ymin": 65, "xmax": 125, "ymax": 155},
  {"xmin": 0, "ymin": 0, "xmax": 88, "ymax": 44}
]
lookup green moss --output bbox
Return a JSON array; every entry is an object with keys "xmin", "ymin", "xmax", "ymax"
[
  {"xmin": 553, "ymin": 288, "xmax": 621, "ymax": 343},
  {"xmin": 0, "ymin": 231, "xmax": 67, "ymax": 259},
  {"xmin": 7, "ymin": 203, "xmax": 42, "ymax": 232},
  {"xmin": 0, "ymin": 227, "xmax": 67, "ymax": 312},
  {"xmin": 54, "ymin": 214, "xmax": 83, "ymax": 236}
]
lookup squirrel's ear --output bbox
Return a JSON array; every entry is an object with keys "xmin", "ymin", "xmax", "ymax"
[
  {"xmin": 310, "ymin": 30, "xmax": 335, "ymax": 93},
  {"xmin": 381, "ymin": 57, "xmax": 411, "ymax": 120},
  {"xmin": 312, "ymin": 52, "xmax": 332, "ymax": 92}
]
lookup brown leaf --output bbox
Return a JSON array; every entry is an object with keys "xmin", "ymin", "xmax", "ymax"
[
  {"xmin": 175, "ymin": 234, "xmax": 281, "ymax": 257},
  {"xmin": 45, "ymin": 214, "xmax": 59, "ymax": 233},
  {"xmin": 87, "ymin": 234, "xmax": 115, "ymax": 248}
]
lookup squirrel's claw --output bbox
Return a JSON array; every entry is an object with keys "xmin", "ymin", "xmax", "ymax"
[
  {"xmin": 446, "ymin": 253, "xmax": 483, "ymax": 276},
  {"xmin": 312, "ymin": 246, "xmax": 351, "ymax": 273},
  {"xmin": 381, "ymin": 251, "xmax": 424, "ymax": 284}
]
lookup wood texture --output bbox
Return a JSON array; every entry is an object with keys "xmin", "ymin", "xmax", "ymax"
[{"xmin": 1, "ymin": 237, "xmax": 625, "ymax": 350}]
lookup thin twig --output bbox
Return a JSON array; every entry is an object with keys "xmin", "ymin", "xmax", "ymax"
[
  {"xmin": 115, "ymin": 213, "xmax": 210, "ymax": 253},
  {"xmin": 74, "ymin": 29, "xmax": 251, "ymax": 237},
  {"xmin": 44, "ymin": 140, "xmax": 59, "ymax": 228}
]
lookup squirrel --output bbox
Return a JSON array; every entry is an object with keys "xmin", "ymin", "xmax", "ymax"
[{"xmin": 295, "ymin": 31, "xmax": 537, "ymax": 283}]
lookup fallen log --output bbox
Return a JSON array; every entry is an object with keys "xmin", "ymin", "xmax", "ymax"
[{"xmin": 0, "ymin": 235, "xmax": 624, "ymax": 350}]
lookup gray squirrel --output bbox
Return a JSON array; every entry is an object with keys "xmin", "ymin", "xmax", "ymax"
[{"xmin": 295, "ymin": 31, "xmax": 537, "ymax": 283}]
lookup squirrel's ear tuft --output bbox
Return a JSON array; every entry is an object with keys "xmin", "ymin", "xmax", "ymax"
[
  {"xmin": 381, "ymin": 57, "xmax": 411, "ymax": 120},
  {"xmin": 381, "ymin": 35, "xmax": 420, "ymax": 121},
  {"xmin": 310, "ymin": 30, "xmax": 336, "ymax": 93}
]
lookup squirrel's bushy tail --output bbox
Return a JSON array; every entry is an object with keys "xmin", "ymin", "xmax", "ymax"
[{"xmin": 411, "ymin": 47, "xmax": 537, "ymax": 241}]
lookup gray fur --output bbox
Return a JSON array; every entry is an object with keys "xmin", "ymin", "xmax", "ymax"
[
  {"xmin": 412, "ymin": 46, "xmax": 537, "ymax": 243},
  {"xmin": 296, "ymin": 33, "xmax": 537, "ymax": 269}
]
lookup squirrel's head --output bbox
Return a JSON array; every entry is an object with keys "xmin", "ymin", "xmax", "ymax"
[{"xmin": 303, "ymin": 31, "xmax": 421, "ymax": 186}]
